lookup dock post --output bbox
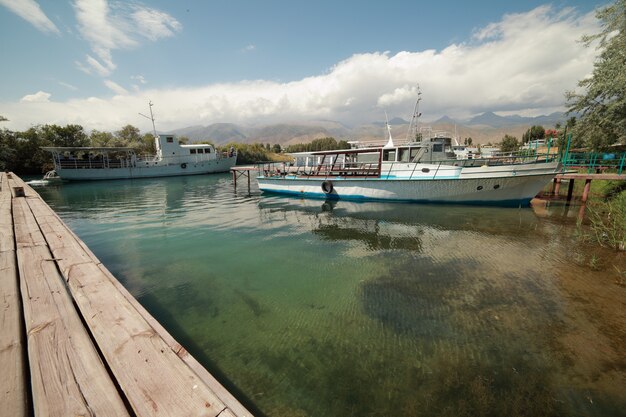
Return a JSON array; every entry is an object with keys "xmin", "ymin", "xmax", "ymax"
[
  {"xmin": 566, "ymin": 179, "xmax": 575, "ymax": 203},
  {"xmin": 232, "ymin": 169, "xmax": 237, "ymax": 191},
  {"xmin": 247, "ymin": 170, "xmax": 251, "ymax": 194},
  {"xmin": 552, "ymin": 178, "xmax": 561, "ymax": 195},
  {"xmin": 581, "ymin": 179, "xmax": 592, "ymax": 203}
]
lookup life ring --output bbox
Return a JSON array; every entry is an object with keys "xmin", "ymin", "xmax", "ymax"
[
  {"xmin": 321, "ymin": 180, "xmax": 334, "ymax": 194},
  {"xmin": 181, "ymin": 163, "xmax": 187, "ymax": 169}
]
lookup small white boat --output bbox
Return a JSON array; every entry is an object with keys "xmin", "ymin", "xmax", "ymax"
[
  {"xmin": 257, "ymin": 134, "xmax": 560, "ymax": 207},
  {"xmin": 42, "ymin": 134, "xmax": 237, "ymax": 181}
]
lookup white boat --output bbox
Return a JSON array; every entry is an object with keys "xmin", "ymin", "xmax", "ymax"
[
  {"xmin": 42, "ymin": 134, "xmax": 237, "ymax": 181},
  {"xmin": 256, "ymin": 133, "xmax": 560, "ymax": 207}
]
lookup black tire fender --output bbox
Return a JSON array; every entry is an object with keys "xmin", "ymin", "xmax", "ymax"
[{"xmin": 321, "ymin": 180, "xmax": 334, "ymax": 194}]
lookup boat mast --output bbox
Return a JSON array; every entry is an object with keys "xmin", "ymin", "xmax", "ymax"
[
  {"xmin": 384, "ymin": 111, "xmax": 395, "ymax": 148},
  {"xmin": 139, "ymin": 100, "xmax": 157, "ymax": 139},
  {"xmin": 405, "ymin": 85, "xmax": 422, "ymax": 143}
]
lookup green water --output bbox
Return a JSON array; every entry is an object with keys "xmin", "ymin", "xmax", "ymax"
[{"xmin": 33, "ymin": 174, "xmax": 626, "ymax": 417}]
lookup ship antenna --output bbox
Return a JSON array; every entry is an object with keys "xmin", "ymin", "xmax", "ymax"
[
  {"xmin": 139, "ymin": 100, "xmax": 157, "ymax": 139},
  {"xmin": 405, "ymin": 85, "xmax": 422, "ymax": 142}
]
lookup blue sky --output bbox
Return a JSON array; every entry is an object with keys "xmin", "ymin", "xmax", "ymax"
[{"xmin": 0, "ymin": 0, "xmax": 603, "ymax": 132}]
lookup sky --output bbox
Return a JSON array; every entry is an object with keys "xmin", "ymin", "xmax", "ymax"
[{"xmin": 0, "ymin": 0, "xmax": 605, "ymax": 133}]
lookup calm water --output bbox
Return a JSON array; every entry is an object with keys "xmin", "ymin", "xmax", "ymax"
[{"xmin": 32, "ymin": 174, "xmax": 626, "ymax": 417}]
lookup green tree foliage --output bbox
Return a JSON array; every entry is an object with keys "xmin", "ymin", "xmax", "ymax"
[
  {"xmin": 90, "ymin": 130, "xmax": 115, "ymax": 147},
  {"xmin": 225, "ymin": 143, "xmax": 271, "ymax": 164},
  {"xmin": 284, "ymin": 137, "xmax": 348, "ymax": 153},
  {"xmin": 522, "ymin": 126, "xmax": 545, "ymax": 144},
  {"xmin": 115, "ymin": 125, "xmax": 141, "ymax": 147},
  {"xmin": 566, "ymin": 0, "xmax": 626, "ymax": 150},
  {"xmin": 0, "ymin": 129, "xmax": 18, "ymax": 171},
  {"xmin": 500, "ymin": 134, "xmax": 520, "ymax": 152},
  {"xmin": 271, "ymin": 143, "xmax": 282, "ymax": 153}
]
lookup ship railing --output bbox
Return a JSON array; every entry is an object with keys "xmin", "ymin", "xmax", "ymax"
[
  {"xmin": 257, "ymin": 153, "xmax": 558, "ymax": 180},
  {"xmin": 258, "ymin": 161, "xmax": 381, "ymax": 179}
]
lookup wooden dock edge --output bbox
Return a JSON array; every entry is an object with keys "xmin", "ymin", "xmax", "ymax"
[{"xmin": 2, "ymin": 172, "xmax": 252, "ymax": 417}]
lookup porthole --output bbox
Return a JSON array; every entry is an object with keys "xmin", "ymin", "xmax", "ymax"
[
  {"xmin": 477, "ymin": 185, "xmax": 483, "ymax": 190},
  {"xmin": 421, "ymin": 168, "xmax": 430, "ymax": 173},
  {"xmin": 494, "ymin": 184, "xmax": 500, "ymax": 189}
]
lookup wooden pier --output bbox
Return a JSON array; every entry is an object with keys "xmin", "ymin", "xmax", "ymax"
[
  {"xmin": 551, "ymin": 172, "xmax": 625, "ymax": 202},
  {"xmin": 0, "ymin": 172, "xmax": 252, "ymax": 417}
]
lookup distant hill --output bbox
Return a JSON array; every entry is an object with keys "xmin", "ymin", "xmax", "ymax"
[{"xmin": 169, "ymin": 111, "xmax": 570, "ymax": 146}]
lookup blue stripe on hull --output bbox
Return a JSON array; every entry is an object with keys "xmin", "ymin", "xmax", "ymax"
[{"xmin": 259, "ymin": 189, "xmax": 533, "ymax": 207}]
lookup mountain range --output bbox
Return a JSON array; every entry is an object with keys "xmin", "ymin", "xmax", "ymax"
[{"xmin": 169, "ymin": 111, "xmax": 569, "ymax": 146}]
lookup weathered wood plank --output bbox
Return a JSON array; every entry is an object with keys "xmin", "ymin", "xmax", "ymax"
[
  {"xmin": 0, "ymin": 250, "xmax": 28, "ymax": 417},
  {"xmin": 7, "ymin": 173, "xmax": 38, "ymax": 198},
  {"xmin": 24, "ymin": 197, "xmax": 230, "ymax": 416},
  {"xmin": 27, "ymin": 197, "xmax": 253, "ymax": 416},
  {"xmin": 12, "ymin": 197, "xmax": 47, "ymax": 248},
  {"xmin": 61, "ymin": 261, "xmax": 227, "ymax": 416},
  {"xmin": 0, "ymin": 193, "xmax": 13, "ymax": 253},
  {"xmin": 14, "ymin": 198, "xmax": 130, "ymax": 417}
]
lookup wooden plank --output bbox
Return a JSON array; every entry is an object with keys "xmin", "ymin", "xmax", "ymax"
[
  {"xmin": 12, "ymin": 198, "xmax": 46, "ymax": 248},
  {"xmin": 60, "ymin": 261, "xmax": 228, "ymax": 417},
  {"xmin": 0, "ymin": 193, "xmax": 13, "ymax": 253},
  {"xmin": 14, "ymin": 197, "xmax": 131, "ymax": 417},
  {"xmin": 27, "ymin": 197, "xmax": 254, "ymax": 416},
  {"xmin": 23, "ymin": 196, "xmax": 231, "ymax": 416},
  {"xmin": 0, "ymin": 250, "xmax": 27, "ymax": 417},
  {"xmin": 7, "ymin": 173, "xmax": 38, "ymax": 198}
]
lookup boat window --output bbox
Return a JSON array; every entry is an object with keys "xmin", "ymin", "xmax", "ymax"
[
  {"xmin": 383, "ymin": 150, "xmax": 396, "ymax": 161},
  {"xmin": 410, "ymin": 148, "xmax": 420, "ymax": 160},
  {"xmin": 197, "ymin": 148, "xmax": 204, "ymax": 154},
  {"xmin": 433, "ymin": 144, "xmax": 443, "ymax": 152},
  {"xmin": 204, "ymin": 148, "xmax": 212, "ymax": 154},
  {"xmin": 398, "ymin": 148, "xmax": 410, "ymax": 162},
  {"xmin": 166, "ymin": 137, "xmax": 174, "ymax": 143},
  {"xmin": 190, "ymin": 149, "xmax": 196, "ymax": 154}
]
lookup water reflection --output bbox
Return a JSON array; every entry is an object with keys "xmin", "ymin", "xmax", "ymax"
[{"xmin": 32, "ymin": 177, "xmax": 626, "ymax": 417}]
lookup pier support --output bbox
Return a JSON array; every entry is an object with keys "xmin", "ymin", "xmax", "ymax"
[
  {"xmin": 581, "ymin": 179, "xmax": 592, "ymax": 203},
  {"xmin": 566, "ymin": 179, "xmax": 575, "ymax": 203}
]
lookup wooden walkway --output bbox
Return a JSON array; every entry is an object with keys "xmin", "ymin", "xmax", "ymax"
[
  {"xmin": 0, "ymin": 172, "xmax": 252, "ymax": 417},
  {"xmin": 552, "ymin": 172, "xmax": 625, "ymax": 202}
]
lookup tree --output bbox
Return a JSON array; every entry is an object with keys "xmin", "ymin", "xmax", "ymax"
[
  {"xmin": 566, "ymin": 0, "xmax": 626, "ymax": 149},
  {"xmin": 522, "ymin": 126, "xmax": 545, "ymax": 144},
  {"xmin": 41, "ymin": 124, "xmax": 89, "ymax": 147},
  {"xmin": 500, "ymin": 134, "xmax": 520, "ymax": 153},
  {"xmin": 90, "ymin": 130, "xmax": 115, "ymax": 147},
  {"xmin": 271, "ymin": 144, "xmax": 282, "ymax": 153},
  {"xmin": 115, "ymin": 125, "xmax": 141, "ymax": 147},
  {"xmin": 0, "ymin": 128, "xmax": 17, "ymax": 170}
]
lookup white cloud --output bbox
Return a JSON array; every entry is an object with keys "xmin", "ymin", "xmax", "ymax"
[
  {"xmin": 0, "ymin": 0, "xmax": 60, "ymax": 35},
  {"xmin": 20, "ymin": 91, "xmax": 51, "ymax": 102},
  {"xmin": 2, "ymin": 6, "xmax": 599, "ymax": 132},
  {"xmin": 59, "ymin": 81, "xmax": 78, "ymax": 91},
  {"xmin": 242, "ymin": 44, "xmax": 256, "ymax": 52},
  {"xmin": 131, "ymin": 75, "xmax": 147, "ymax": 84},
  {"xmin": 104, "ymin": 80, "xmax": 128, "ymax": 95},
  {"xmin": 131, "ymin": 6, "xmax": 182, "ymax": 41},
  {"xmin": 73, "ymin": 0, "xmax": 181, "ymax": 77}
]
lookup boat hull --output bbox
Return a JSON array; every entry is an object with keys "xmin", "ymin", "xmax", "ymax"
[
  {"xmin": 55, "ymin": 157, "xmax": 236, "ymax": 181},
  {"xmin": 257, "ymin": 172, "xmax": 557, "ymax": 207}
]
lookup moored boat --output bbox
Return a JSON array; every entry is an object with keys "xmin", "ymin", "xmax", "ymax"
[
  {"xmin": 256, "ymin": 134, "xmax": 560, "ymax": 207},
  {"xmin": 42, "ymin": 134, "xmax": 237, "ymax": 181}
]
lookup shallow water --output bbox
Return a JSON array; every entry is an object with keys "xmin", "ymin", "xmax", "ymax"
[{"xmin": 33, "ymin": 174, "xmax": 626, "ymax": 417}]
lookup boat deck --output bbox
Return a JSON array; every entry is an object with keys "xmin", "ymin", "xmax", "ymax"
[{"xmin": 0, "ymin": 172, "xmax": 252, "ymax": 417}]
